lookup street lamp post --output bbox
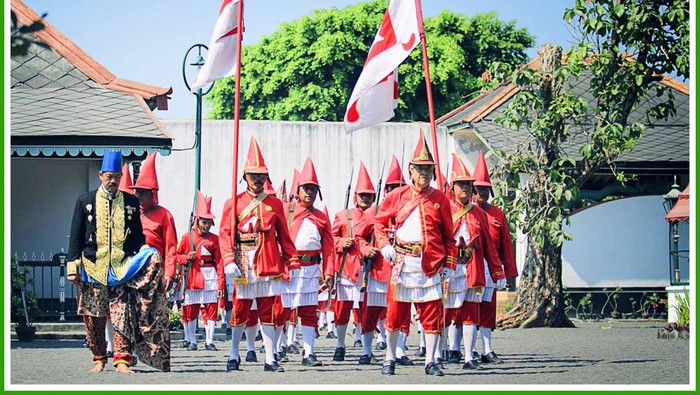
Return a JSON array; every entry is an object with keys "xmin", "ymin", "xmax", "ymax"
[
  {"xmin": 662, "ymin": 176, "xmax": 682, "ymax": 285},
  {"xmin": 182, "ymin": 44, "xmax": 215, "ymax": 191}
]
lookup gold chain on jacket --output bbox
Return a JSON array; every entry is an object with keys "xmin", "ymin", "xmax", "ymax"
[{"xmin": 83, "ymin": 189, "xmax": 127, "ymax": 285}]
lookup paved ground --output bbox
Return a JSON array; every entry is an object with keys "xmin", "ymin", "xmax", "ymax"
[{"xmin": 9, "ymin": 320, "xmax": 692, "ymax": 387}]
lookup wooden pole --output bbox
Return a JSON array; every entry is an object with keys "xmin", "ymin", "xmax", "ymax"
[{"xmin": 231, "ymin": 0, "xmax": 244, "ymax": 235}]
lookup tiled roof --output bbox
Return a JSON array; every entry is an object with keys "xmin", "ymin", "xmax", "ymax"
[{"xmin": 439, "ymin": 58, "xmax": 689, "ymax": 164}]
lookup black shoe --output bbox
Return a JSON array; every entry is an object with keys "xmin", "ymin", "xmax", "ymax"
[
  {"xmin": 415, "ymin": 346, "xmax": 426, "ymax": 357},
  {"xmin": 375, "ymin": 341, "xmax": 387, "ymax": 350},
  {"xmin": 396, "ymin": 355, "xmax": 414, "ymax": 366},
  {"xmin": 245, "ymin": 350, "xmax": 258, "ymax": 362},
  {"xmin": 471, "ymin": 351, "xmax": 479, "ymax": 360},
  {"xmin": 187, "ymin": 343, "xmax": 198, "ymax": 351},
  {"xmin": 462, "ymin": 359, "xmax": 479, "ymax": 370},
  {"xmin": 436, "ymin": 357, "xmax": 445, "ymax": 369},
  {"xmin": 226, "ymin": 358, "xmax": 241, "ymax": 371},
  {"xmin": 301, "ymin": 353, "xmax": 323, "ymax": 366},
  {"xmin": 106, "ymin": 351, "xmax": 114, "ymax": 358},
  {"xmin": 264, "ymin": 360, "xmax": 285, "ymax": 372},
  {"xmin": 448, "ymin": 350, "xmax": 462, "ymax": 364},
  {"xmin": 481, "ymin": 351, "xmax": 503, "ymax": 364},
  {"xmin": 181, "ymin": 340, "xmax": 190, "ymax": 348},
  {"xmin": 205, "ymin": 343, "xmax": 218, "ymax": 351},
  {"xmin": 255, "ymin": 332, "xmax": 263, "ymax": 341},
  {"xmin": 332, "ymin": 347, "xmax": 346, "ymax": 361},
  {"xmin": 274, "ymin": 352, "xmax": 289, "ymax": 363},
  {"xmin": 425, "ymin": 362, "xmax": 444, "ymax": 376},
  {"xmin": 326, "ymin": 332, "xmax": 337, "ymax": 339},
  {"xmin": 286, "ymin": 344, "xmax": 299, "ymax": 354},
  {"xmin": 359, "ymin": 354, "xmax": 372, "ymax": 365},
  {"xmin": 381, "ymin": 360, "xmax": 396, "ymax": 375},
  {"xmin": 353, "ymin": 339, "xmax": 363, "ymax": 347}
]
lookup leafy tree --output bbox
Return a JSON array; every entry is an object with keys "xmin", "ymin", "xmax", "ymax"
[
  {"xmin": 207, "ymin": 0, "xmax": 533, "ymax": 121},
  {"xmin": 490, "ymin": 0, "xmax": 688, "ymax": 328}
]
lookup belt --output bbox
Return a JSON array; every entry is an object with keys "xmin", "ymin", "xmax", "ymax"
[
  {"xmin": 394, "ymin": 238, "xmax": 422, "ymax": 257},
  {"xmin": 200, "ymin": 260, "xmax": 216, "ymax": 266},
  {"xmin": 237, "ymin": 232, "xmax": 259, "ymax": 246},
  {"xmin": 298, "ymin": 251, "xmax": 321, "ymax": 266}
]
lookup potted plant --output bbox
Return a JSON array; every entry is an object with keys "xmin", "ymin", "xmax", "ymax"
[{"xmin": 11, "ymin": 257, "xmax": 39, "ymax": 341}]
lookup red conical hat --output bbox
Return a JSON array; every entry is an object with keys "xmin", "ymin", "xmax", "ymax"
[
  {"xmin": 472, "ymin": 150, "xmax": 492, "ymax": 187},
  {"xmin": 263, "ymin": 178, "xmax": 276, "ymax": 195},
  {"xmin": 410, "ymin": 129, "xmax": 435, "ymax": 165},
  {"xmin": 195, "ymin": 190, "xmax": 215, "ymax": 220},
  {"xmin": 276, "ymin": 180, "xmax": 287, "ymax": 202},
  {"xmin": 243, "ymin": 136, "xmax": 269, "ymax": 174},
  {"xmin": 290, "ymin": 169, "xmax": 301, "ymax": 197},
  {"xmin": 299, "ymin": 157, "xmax": 320, "ymax": 187},
  {"xmin": 385, "ymin": 155, "xmax": 406, "ymax": 187},
  {"xmin": 437, "ymin": 169, "xmax": 448, "ymax": 192},
  {"xmin": 131, "ymin": 153, "xmax": 159, "ymax": 203},
  {"xmin": 355, "ymin": 161, "xmax": 375, "ymax": 194},
  {"xmin": 118, "ymin": 163, "xmax": 133, "ymax": 193},
  {"xmin": 450, "ymin": 153, "xmax": 475, "ymax": 183}
]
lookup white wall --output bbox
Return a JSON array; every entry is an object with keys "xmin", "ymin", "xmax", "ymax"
[
  {"xmin": 561, "ymin": 196, "xmax": 673, "ymax": 288},
  {"xmin": 157, "ymin": 120, "xmax": 441, "ymax": 237},
  {"xmin": 11, "ymin": 158, "xmax": 100, "ymax": 257}
]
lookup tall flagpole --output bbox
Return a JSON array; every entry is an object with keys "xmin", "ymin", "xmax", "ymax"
[
  {"xmin": 414, "ymin": 0, "xmax": 443, "ymax": 186},
  {"xmin": 231, "ymin": 0, "xmax": 244, "ymax": 237}
]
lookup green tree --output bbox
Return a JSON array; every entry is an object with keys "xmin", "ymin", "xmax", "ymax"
[
  {"xmin": 491, "ymin": 0, "xmax": 688, "ymax": 328},
  {"xmin": 207, "ymin": 0, "xmax": 533, "ymax": 121}
]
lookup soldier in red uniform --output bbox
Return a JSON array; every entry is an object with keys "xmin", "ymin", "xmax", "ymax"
[
  {"xmin": 374, "ymin": 131, "xmax": 457, "ymax": 376},
  {"xmin": 330, "ymin": 161, "xmax": 376, "ymax": 363},
  {"xmin": 472, "ymin": 150, "xmax": 518, "ymax": 363},
  {"xmin": 130, "ymin": 153, "xmax": 178, "ymax": 290},
  {"xmin": 175, "ymin": 191, "xmax": 225, "ymax": 352},
  {"xmin": 219, "ymin": 137, "xmax": 298, "ymax": 373},
  {"xmin": 447, "ymin": 153, "xmax": 505, "ymax": 369},
  {"xmin": 282, "ymin": 158, "xmax": 335, "ymax": 366}
]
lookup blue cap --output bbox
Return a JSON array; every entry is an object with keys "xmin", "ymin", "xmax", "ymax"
[{"xmin": 101, "ymin": 151, "xmax": 123, "ymax": 173}]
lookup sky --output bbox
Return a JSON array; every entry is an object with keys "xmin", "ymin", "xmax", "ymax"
[{"xmin": 21, "ymin": 0, "xmax": 578, "ymax": 122}]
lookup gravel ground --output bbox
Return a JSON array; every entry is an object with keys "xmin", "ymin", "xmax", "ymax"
[{"xmin": 9, "ymin": 319, "xmax": 692, "ymax": 388}]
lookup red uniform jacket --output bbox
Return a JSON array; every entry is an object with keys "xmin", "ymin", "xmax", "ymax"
[
  {"xmin": 175, "ymin": 230, "xmax": 225, "ymax": 291},
  {"xmin": 141, "ymin": 205, "xmax": 178, "ymax": 279},
  {"xmin": 332, "ymin": 206, "xmax": 370, "ymax": 283},
  {"xmin": 374, "ymin": 185, "xmax": 457, "ymax": 277},
  {"xmin": 356, "ymin": 207, "xmax": 392, "ymax": 282},
  {"xmin": 285, "ymin": 200, "xmax": 335, "ymax": 279},
  {"xmin": 219, "ymin": 191, "xmax": 297, "ymax": 277},
  {"xmin": 480, "ymin": 203, "xmax": 518, "ymax": 279},
  {"xmin": 450, "ymin": 199, "xmax": 505, "ymax": 287}
]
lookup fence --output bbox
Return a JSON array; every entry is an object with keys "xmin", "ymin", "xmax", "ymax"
[{"xmin": 17, "ymin": 254, "xmax": 80, "ymax": 322}]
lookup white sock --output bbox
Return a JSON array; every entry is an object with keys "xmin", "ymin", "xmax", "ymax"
[
  {"xmin": 448, "ymin": 323, "xmax": 460, "ymax": 351},
  {"xmin": 355, "ymin": 323, "xmax": 362, "ymax": 342},
  {"xmin": 229, "ymin": 324, "xmax": 245, "ymax": 361},
  {"xmin": 327, "ymin": 312, "xmax": 336, "ymax": 333},
  {"xmin": 425, "ymin": 333, "xmax": 439, "ymax": 365},
  {"xmin": 336, "ymin": 324, "xmax": 348, "ymax": 348},
  {"xmin": 105, "ymin": 320, "xmax": 114, "ymax": 352},
  {"xmin": 362, "ymin": 331, "xmax": 373, "ymax": 356},
  {"xmin": 260, "ymin": 324, "xmax": 276, "ymax": 364},
  {"xmin": 385, "ymin": 330, "xmax": 400, "ymax": 362},
  {"xmin": 188, "ymin": 320, "xmax": 198, "ymax": 345},
  {"xmin": 286, "ymin": 323, "xmax": 296, "ymax": 346},
  {"xmin": 417, "ymin": 322, "xmax": 426, "ymax": 348},
  {"xmin": 206, "ymin": 320, "xmax": 216, "ymax": 344},
  {"xmin": 481, "ymin": 327, "xmax": 493, "ymax": 355},
  {"xmin": 396, "ymin": 331, "xmax": 407, "ymax": 358},
  {"xmin": 246, "ymin": 324, "xmax": 258, "ymax": 352},
  {"xmin": 223, "ymin": 309, "xmax": 232, "ymax": 327},
  {"xmin": 377, "ymin": 319, "xmax": 387, "ymax": 343},
  {"xmin": 463, "ymin": 324, "xmax": 477, "ymax": 361},
  {"xmin": 318, "ymin": 312, "xmax": 325, "ymax": 328},
  {"xmin": 275, "ymin": 325, "xmax": 284, "ymax": 353},
  {"xmin": 301, "ymin": 325, "xmax": 316, "ymax": 357},
  {"xmin": 441, "ymin": 327, "xmax": 449, "ymax": 354}
]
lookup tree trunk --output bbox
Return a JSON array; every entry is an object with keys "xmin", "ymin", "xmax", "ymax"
[{"xmin": 498, "ymin": 235, "xmax": 574, "ymax": 328}]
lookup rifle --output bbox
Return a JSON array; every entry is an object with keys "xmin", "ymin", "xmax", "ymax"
[
  {"xmin": 360, "ymin": 161, "xmax": 385, "ymax": 292},
  {"xmin": 328, "ymin": 167, "xmax": 354, "ymax": 297},
  {"xmin": 168, "ymin": 204, "xmax": 197, "ymax": 303}
]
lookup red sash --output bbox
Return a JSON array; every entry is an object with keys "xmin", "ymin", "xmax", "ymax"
[{"xmin": 395, "ymin": 187, "xmax": 435, "ymax": 227}]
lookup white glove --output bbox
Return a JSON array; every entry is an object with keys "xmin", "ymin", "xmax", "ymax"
[
  {"xmin": 441, "ymin": 267, "xmax": 455, "ymax": 281},
  {"xmin": 224, "ymin": 263, "xmax": 242, "ymax": 279},
  {"xmin": 381, "ymin": 245, "xmax": 396, "ymax": 262},
  {"xmin": 495, "ymin": 278, "xmax": 507, "ymax": 290}
]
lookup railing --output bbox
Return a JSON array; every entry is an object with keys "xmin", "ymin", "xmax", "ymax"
[{"xmin": 17, "ymin": 255, "xmax": 81, "ymax": 322}]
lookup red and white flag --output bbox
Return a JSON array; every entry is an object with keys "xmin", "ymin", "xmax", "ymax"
[
  {"xmin": 190, "ymin": 0, "xmax": 242, "ymax": 92},
  {"xmin": 344, "ymin": 0, "xmax": 420, "ymax": 133}
]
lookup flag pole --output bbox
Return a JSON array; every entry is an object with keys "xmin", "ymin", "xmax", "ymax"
[
  {"xmin": 414, "ymin": 0, "xmax": 443, "ymax": 186},
  {"xmin": 231, "ymin": 0, "xmax": 244, "ymax": 237}
]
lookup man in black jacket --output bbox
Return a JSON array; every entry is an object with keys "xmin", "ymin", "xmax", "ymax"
[{"xmin": 67, "ymin": 151, "xmax": 170, "ymax": 373}]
